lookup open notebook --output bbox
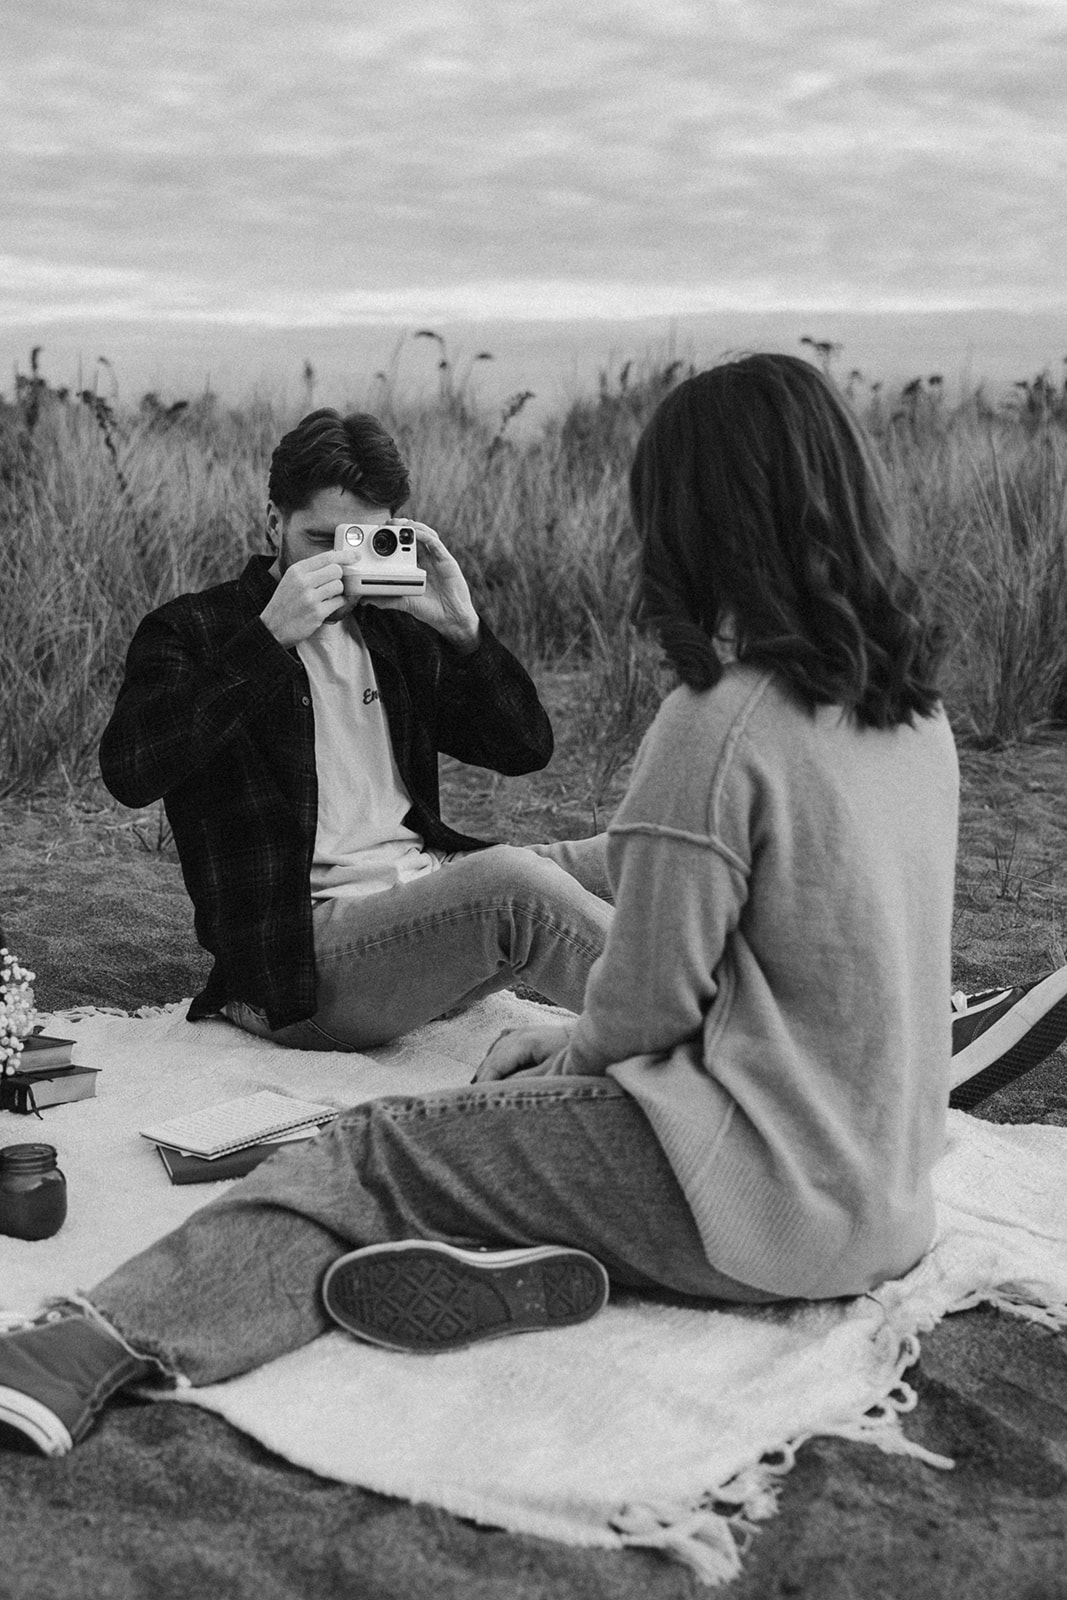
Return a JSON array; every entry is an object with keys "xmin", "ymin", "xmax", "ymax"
[{"xmin": 140, "ymin": 1089, "xmax": 339, "ymax": 1159}]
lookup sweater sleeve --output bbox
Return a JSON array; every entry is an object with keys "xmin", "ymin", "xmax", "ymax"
[
  {"xmin": 540, "ymin": 687, "xmax": 753, "ymax": 1077},
  {"xmin": 543, "ymin": 823, "xmax": 749, "ymax": 1076}
]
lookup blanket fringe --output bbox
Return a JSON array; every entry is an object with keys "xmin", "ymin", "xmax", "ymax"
[
  {"xmin": 0, "ymin": 1310, "xmax": 37, "ymax": 1331},
  {"xmin": 812, "ymin": 1380, "xmax": 954, "ymax": 1470},
  {"xmin": 806, "ymin": 1333, "xmax": 954, "ymax": 1471},
  {"xmin": 948, "ymin": 1286, "xmax": 1067, "ymax": 1333},
  {"xmin": 611, "ymin": 1502, "xmax": 746, "ymax": 1586},
  {"xmin": 609, "ymin": 1331, "xmax": 957, "ymax": 1585},
  {"xmin": 46, "ymin": 1000, "xmax": 187, "ymax": 1023},
  {"xmin": 611, "ymin": 1443, "xmax": 797, "ymax": 1585}
]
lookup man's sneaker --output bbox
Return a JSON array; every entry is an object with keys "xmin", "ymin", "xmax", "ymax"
[
  {"xmin": 950, "ymin": 967, "xmax": 1067, "ymax": 1111},
  {"xmin": 0, "ymin": 1309, "xmax": 153, "ymax": 1456},
  {"xmin": 321, "ymin": 1240, "xmax": 610, "ymax": 1353}
]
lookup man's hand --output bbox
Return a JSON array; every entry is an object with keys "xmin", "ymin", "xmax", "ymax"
[
  {"xmin": 472, "ymin": 1024, "xmax": 575, "ymax": 1083},
  {"xmin": 260, "ymin": 553, "xmax": 348, "ymax": 648},
  {"xmin": 351, "ymin": 524, "xmax": 480, "ymax": 651}
]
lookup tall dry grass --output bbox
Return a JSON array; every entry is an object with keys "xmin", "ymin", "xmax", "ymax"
[
  {"xmin": 879, "ymin": 395, "xmax": 1067, "ymax": 746},
  {"xmin": 1, "ymin": 359, "xmax": 1065, "ymax": 797}
]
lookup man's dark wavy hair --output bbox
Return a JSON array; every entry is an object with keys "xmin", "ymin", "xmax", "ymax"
[
  {"xmin": 630, "ymin": 353, "xmax": 943, "ymax": 729},
  {"xmin": 268, "ymin": 409, "xmax": 411, "ymax": 516}
]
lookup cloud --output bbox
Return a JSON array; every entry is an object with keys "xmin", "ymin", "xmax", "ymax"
[{"xmin": 2, "ymin": 0, "xmax": 1065, "ymax": 322}]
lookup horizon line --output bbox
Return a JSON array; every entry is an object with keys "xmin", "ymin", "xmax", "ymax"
[{"xmin": 2, "ymin": 287, "xmax": 1066, "ymax": 331}]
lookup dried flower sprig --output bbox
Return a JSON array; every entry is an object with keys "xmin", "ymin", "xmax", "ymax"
[{"xmin": 0, "ymin": 947, "xmax": 38, "ymax": 1078}]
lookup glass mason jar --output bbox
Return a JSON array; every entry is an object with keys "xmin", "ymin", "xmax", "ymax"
[{"xmin": 0, "ymin": 1143, "xmax": 68, "ymax": 1240}]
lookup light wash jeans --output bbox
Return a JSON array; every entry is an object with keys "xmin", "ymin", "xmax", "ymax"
[
  {"xmin": 89, "ymin": 1075, "xmax": 781, "ymax": 1388},
  {"xmin": 225, "ymin": 836, "xmax": 613, "ymax": 1051}
]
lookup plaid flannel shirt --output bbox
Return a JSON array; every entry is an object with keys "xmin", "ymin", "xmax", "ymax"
[{"xmin": 99, "ymin": 555, "xmax": 554, "ymax": 1027}]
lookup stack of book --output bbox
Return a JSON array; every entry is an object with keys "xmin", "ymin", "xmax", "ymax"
[
  {"xmin": 0, "ymin": 1034, "xmax": 99, "ymax": 1114},
  {"xmin": 140, "ymin": 1088, "xmax": 339, "ymax": 1186}
]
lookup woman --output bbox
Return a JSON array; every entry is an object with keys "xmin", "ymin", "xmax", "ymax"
[{"xmin": 0, "ymin": 353, "xmax": 970, "ymax": 1456}]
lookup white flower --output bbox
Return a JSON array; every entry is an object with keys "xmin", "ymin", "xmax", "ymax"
[{"xmin": 0, "ymin": 947, "xmax": 38, "ymax": 1075}]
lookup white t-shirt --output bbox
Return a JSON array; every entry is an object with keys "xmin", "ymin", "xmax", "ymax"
[{"xmin": 297, "ymin": 619, "xmax": 444, "ymax": 902}]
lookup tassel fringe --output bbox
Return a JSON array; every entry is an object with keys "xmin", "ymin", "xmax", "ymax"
[
  {"xmin": 798, "ymin": 1331, "xmax": 954, "ymax": 1470},
  {"xmin": 947, "ymin": 1286, "xmax": 1067, "ymax": 1333},
  {"xmin": 609, "ymin": 1331, "xmax": 956, "ymax": 1585},
  {"xmin": 611, "ymin": 1501, "xmax": 745, "ymax": 1586},
  {"xmin": 46, "ymin": 1001, "xmax": 185, "ymax": 1023}
]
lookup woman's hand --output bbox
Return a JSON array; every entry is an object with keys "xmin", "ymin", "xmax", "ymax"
[
  {"xmin": 472, "ymin": 1024, "xmax": 575, "ymax": 1083},
  {"xmin": 356, "ymin": 524, "xmax": 480, "ymax": 652}
]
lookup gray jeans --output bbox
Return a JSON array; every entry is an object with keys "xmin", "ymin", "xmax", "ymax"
[
  {"xmin": 90, "ymin": 1075, "xmax": 780, "ymax": 1388},
  {"xmin": 225, "ymin": 837, "xmax": 613, "ymax": 1051}
]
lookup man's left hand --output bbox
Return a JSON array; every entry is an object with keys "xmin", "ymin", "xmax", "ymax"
[{"xmin": 352, "ymin": 524, "xmax": 481, "ymax": 652}]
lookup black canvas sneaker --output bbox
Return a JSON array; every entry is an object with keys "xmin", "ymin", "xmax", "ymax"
[
  {"xmin": 321, "ymin": 1240, "xmax": 610, "ymax": 1353},
  {"xmin": 0, "ymin": 1309, "xmax": 152, "ymax": 1456},
  {"xmin": 950, "ymin": 967, "xmax": 1067, "ymax": 1110}
]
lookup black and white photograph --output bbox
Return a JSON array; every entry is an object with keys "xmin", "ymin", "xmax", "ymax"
[{"xmin": 1, "ymin": 4, "xmax": 1065, "ymax": 1597}]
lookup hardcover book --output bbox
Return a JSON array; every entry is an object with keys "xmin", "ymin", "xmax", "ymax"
[
  {"xmin": 14, "ymin": 1034, "xmax": 77, "ymax": 1075},
  {"xmin": 0, "ymin": 1065, "xmax": 100, "ymax": 1114}
]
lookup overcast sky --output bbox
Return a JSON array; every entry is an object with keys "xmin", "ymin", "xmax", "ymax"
[{"xmin": 3, "ymin": 0, "xmax": 1066, "ymax": 332}]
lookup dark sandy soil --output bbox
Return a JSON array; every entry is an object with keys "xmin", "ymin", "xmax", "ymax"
[{"xmin": 0, "ymin": 677, "xmax": 1065, "ymax": 1600}]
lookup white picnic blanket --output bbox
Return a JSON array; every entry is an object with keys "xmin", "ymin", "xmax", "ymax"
[{"xmin": 2, "ymin": 997, "xmax": 1065, "ymax": 1587}]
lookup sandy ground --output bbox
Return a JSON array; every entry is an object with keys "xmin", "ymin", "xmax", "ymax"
[{"xmin": 0, "ymin": 683, "xmax": 1064, "ymax": 1599}]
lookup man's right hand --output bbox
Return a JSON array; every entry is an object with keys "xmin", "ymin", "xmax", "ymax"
[{"xmin": 259, "ymin": 554, "xmax": 348, "ymax": 648}]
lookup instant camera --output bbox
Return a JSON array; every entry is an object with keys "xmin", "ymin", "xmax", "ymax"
[{"xmin": 334, "ymin": 523, "xmax": 427, "ymax": 597}]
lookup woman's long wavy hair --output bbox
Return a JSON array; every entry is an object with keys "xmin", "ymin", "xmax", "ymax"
[{"xmin": 630, "ymin": 354, "xmax": 943, "ymax": 728}]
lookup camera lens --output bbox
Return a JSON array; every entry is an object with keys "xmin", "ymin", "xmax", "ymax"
[{"xmin": 372, "ymin": 528, "xmax": 398, "ymax": 557}]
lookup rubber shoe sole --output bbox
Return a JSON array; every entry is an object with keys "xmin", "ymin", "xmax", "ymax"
[
  {"xmin": 950, "ymin": 966, "xmax": 1067, "ymax": 1110},
  {"xmin": 0, "ymin": 1388, "xmax": 74, "ymax": 1457},
  {"xmin": 321, "ymin": 1241, "xmax": 610, "ymax": 1353}
]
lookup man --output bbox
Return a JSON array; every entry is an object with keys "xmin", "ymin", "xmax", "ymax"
[{"xmin": 99, "ymin": 408, "xmax": 612, "ymax": 1051}]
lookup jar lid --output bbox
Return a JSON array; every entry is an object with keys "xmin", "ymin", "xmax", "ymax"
[{"xmin": 0, "ymin": 1143, "xmax": 59, "ymax": 1173}]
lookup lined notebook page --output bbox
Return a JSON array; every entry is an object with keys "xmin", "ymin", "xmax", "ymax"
[{"xmin": 140, "ymin": 1090, "xmax": 339, "ymax": 1159}]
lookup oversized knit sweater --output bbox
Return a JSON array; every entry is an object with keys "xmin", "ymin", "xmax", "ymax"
[{"xmin": 545, "ymin": 666, "xmax": 959, "ymax": 1299}]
